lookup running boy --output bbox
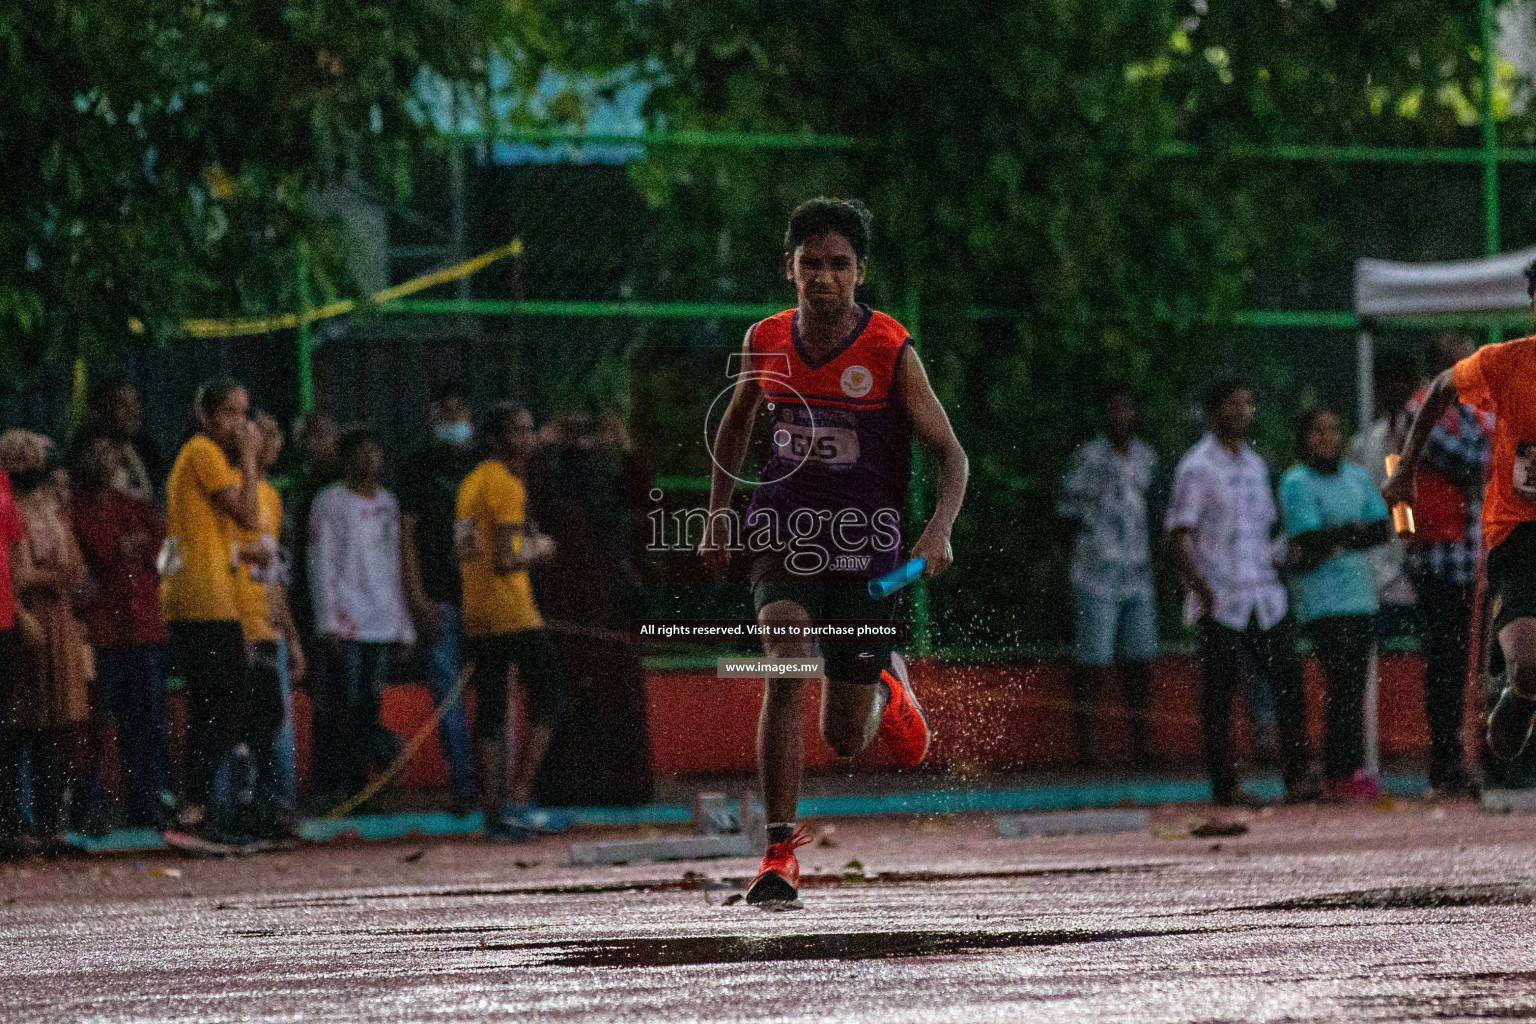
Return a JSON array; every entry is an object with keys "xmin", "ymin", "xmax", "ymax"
[{"xmin": 699, "ymin": 198, "xmax": 968, "ymax": 905}]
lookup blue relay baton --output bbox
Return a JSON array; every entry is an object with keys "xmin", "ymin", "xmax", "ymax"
[{"xmin": 867, "ymin": 557, "xmax": 927, "ymax": 599}]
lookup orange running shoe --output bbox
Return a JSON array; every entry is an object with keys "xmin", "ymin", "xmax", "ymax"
[
  {"xmin": 877, "ymin": 651, "xmax": 930, "ymax": 768},
  {"xmin": 745, "ymin": 827, "xmax": 812, "ymax": 905}
]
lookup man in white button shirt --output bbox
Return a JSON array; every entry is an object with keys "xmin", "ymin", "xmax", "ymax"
[
  {"xmin": 1058, "ymin": 385, "xmax": 1158, "ymax": 767},
  {"xmin": 1166, "ymin": 377, "xmax": 1313, "ymax": 807}
]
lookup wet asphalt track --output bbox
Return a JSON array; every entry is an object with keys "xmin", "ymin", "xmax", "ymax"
[{"xmin": 3, "ymin": 802, "xmax": 1536, "ymax": 1022}]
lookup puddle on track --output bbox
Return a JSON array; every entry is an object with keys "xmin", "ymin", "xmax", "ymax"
[
  {"xmin": 457, "ymin": 926, "xmax": 1213, "ymax": 967},
  {"xmin": 1239, "ymin": 884, "xmax": 1535, "ymax": 913}
]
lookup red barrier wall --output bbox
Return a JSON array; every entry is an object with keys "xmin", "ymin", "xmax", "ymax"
[{"xmin": 277, "ymin": 652, "xmax": 1438, "ymax": 788}]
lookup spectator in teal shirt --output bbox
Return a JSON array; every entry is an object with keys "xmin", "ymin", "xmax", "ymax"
[{"xmin": 1279, "ymin": 407, "xmax": 1393, "ymax": 802}]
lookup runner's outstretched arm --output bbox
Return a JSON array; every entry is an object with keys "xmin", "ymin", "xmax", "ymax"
[
  {"xmin": 893, "ymin": 344, "xmax": 968, "ymax": 578},
  {"xmin": 1382, "ymin": 368, "xmax": 1457, "ymax": 509},
  {"xmin": 699, "ymin": 328, "xmax": 763, "ymax": 574}
]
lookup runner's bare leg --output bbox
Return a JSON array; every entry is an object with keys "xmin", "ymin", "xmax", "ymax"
[
  {"xmin": 1501, "ymin": 618, "xmax": 1536, "ymax": 698},
  {"xmin": 757, "ymin": 600, "xmax": 816, "ymax": 823},
  {"xmin": 821, "ymin": 680, "xmax": 882, "ymax": 757}
]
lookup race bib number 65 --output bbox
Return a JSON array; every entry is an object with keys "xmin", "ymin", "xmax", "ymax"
[{"xmin": 774, "ymin": 420, "xmax": 861, "ymax": 468}]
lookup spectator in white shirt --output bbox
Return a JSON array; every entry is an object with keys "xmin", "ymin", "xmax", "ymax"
[
  {"xmin": 1057, "ymin": 386, "xmax": 1158, "ymax": 767},
  {"xmin": 1166, "ymin": 377, "xmax": 1315, "ymax": 807},
  {"xmin": 309, "ymin": 427, "xmax": 415, "ymax": 804}
]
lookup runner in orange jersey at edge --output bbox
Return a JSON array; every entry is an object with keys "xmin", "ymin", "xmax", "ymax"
[{"xmin": 1384, "ymin": 258, "xmax": 1536, "ymax": 772}]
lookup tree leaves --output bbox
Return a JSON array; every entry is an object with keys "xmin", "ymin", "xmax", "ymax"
[{"xmin": 0, "ymin": 0, "xmax": 541, "ymax": 367}]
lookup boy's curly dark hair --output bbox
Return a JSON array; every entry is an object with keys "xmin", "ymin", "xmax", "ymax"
[{"xmin": 785, "ymin": 198, "xmax": 873, "ymax": 260}]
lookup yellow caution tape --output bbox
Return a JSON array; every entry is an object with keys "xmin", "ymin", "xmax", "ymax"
[
  {"xmin": 325, "ymin": 664, "xmax": 471, "ymax": 820},
  {"xmin": 134, "ymin": 238, "xmax": 524, "ymax": 340},
  {"xmin": 322, "ymin": 616, "xmax": 632, "ymax": 821}
]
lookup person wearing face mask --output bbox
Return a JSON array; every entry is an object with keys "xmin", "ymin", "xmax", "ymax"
[
  {"xmin": 397, "ymin": 380, "xmax": 480, "ymax": 813},
  {"xmin": 1280, "ymin": 407, "xmax": 1394, "ymax": 802}
]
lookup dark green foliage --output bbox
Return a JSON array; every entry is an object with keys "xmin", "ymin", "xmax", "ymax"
[
  {"xmin": 0, "ymin": 1, "xmax": 539, "ymax": 367},
  {"xmin": 547, "ymin": 0, "xmax": 1522, "ymax": 648}
]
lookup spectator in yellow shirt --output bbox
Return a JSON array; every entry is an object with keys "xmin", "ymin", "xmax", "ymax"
[
  {"xmin": 457, "ymin": 404, "xmax": 569, "ymax": 840},
  {"xmin": 159, "ymin": 378, "xmax": 266, "ymax": 842}
]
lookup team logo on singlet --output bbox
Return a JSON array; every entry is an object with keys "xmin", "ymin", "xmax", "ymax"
[{"xmin": 840, "ymin": 364, "xmax": 873, "ymax": 398}]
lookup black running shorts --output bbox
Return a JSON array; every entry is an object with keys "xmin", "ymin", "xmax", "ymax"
[
  {"xmin": 1487, "ymin": 521, "xmax": 1536, "ymax": 636},
  {"xmin": 749, "ymin": 554, "xmax": 897, "ymax": 687}
]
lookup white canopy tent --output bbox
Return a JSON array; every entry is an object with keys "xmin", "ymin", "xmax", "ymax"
[
  {"xmin": 1353, "ymin": 245, "xmax": 1536, "ymax": 428},
  {"xmin": 1349, "ymin": 246, "xmax": 1536, "ymax": 781}
]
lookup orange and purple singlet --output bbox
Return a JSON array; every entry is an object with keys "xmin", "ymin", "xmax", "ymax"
[{"xmin": 743, "ymin": 303, "xmax": 912, "ymax": 579}]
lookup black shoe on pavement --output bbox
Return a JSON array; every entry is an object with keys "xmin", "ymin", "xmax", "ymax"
[
  {"xmin": 73, "ymin": 803, "xmax": 113, "ymax": 839},
  {"xmin": 1427, "ymin": 760, "xmax": 1476, "ymax": 800},
  {"xmin": 1282, "ymin": 773, "xmax": 1325, "ymax": 805},
  {"xmin": 37, "ymin": 831, "xmax": 74, "ymax": 860},
  {"xmin": 248, "ymin": 800, "xmax": 304, "ymax": 843},
  {"xmin": 1487, "ymin": 687, "xmax": 1536, "ymax": 762},
  {"xmin": 449, "ymin": 785, "xmax": 479, "ymax": 818}
]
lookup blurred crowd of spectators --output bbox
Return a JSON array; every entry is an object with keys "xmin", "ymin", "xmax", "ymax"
[
  {"xmin": 0, "ymin": 377, "xmax": 646, "ymax": 857},
  {"xmin": 0, "ymin": 331, "xmax": 1496, "ymax": 856},
  {"xmin": 1059, "ymin": 331, "xmax": 1492, "ymax": 805}
]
